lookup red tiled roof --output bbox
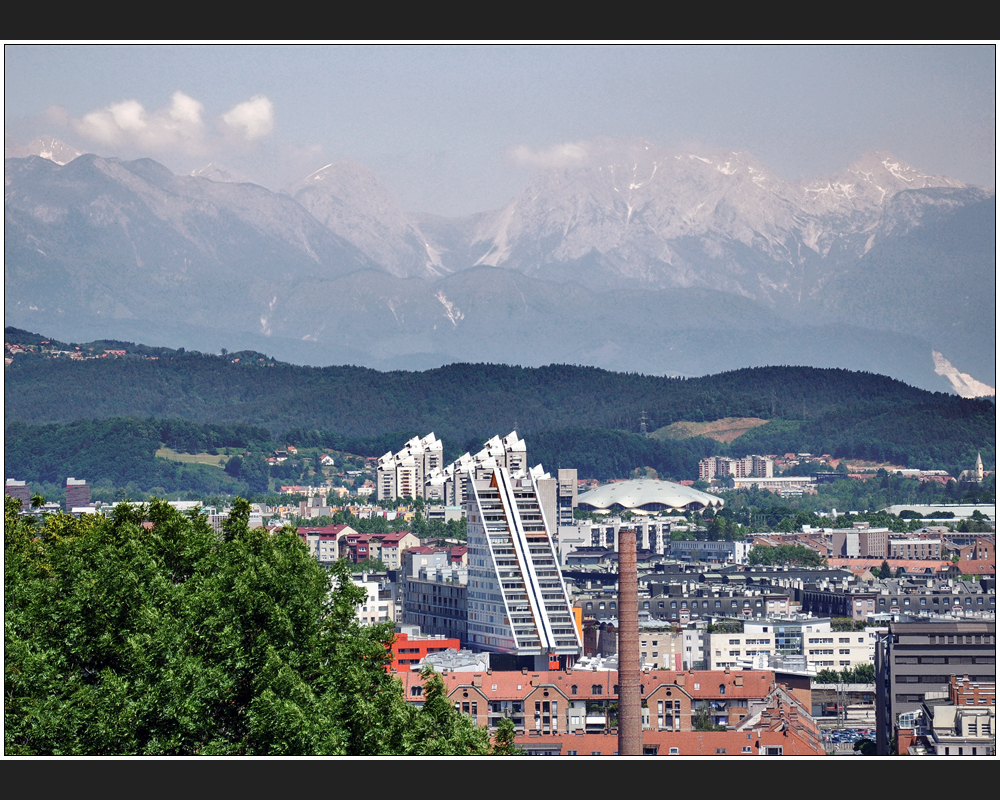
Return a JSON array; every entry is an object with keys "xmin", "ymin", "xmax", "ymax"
[
  {"xmin": 397, "ymin": 669, "xmax": 778, "ymax": 702},
  {"xmin": 297, "ymin": 523, "xmax": 354, "ymax": 536},
  {"xmin": 955, "ymin": 561, "xmax": 995, "ymax": 575}
]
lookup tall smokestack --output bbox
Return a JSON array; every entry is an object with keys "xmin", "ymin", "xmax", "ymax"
[{"xmin": 618, "ymin": 528, "xmax": 641, "ymax": 756}]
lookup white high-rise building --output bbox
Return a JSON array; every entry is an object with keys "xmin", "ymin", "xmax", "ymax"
[
  {"xmin": 423, "ymin": 431, "xmax": 528, "ymax": 506},
  {"xmin": 466, "ymin": 463, "xmax": 581, "ymax": 668},
  {"xmin": 376, "ymin": 432, "xmax": 444, "ymax": 501}
]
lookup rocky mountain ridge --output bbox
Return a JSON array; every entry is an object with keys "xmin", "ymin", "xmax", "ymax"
[{"xmin": 4, "ymin": 138, "xmax": 994, "ymax": 394}]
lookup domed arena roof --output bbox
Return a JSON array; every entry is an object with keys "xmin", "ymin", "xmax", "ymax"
[{"xmin": 577, "ymin": 479, "xmax": 722, "ymax": 514}]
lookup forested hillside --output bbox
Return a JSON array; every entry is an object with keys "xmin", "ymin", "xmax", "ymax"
[{"xmin": 5, "ymin": 329, "xmax": 995, "ymax": 493}]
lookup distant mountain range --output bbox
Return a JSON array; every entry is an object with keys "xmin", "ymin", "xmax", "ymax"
[{"xmin": 4, "ymin": 137, "xmax": 994, "ymax": 393}]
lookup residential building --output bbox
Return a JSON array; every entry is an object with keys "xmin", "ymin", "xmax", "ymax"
[
  {"xmin": 556, "ymin": 469, "xmax": 578, "ymax": 527},
  {"xmin": 376, "ymin": 531, "xmax": 421, "ymax": 570},
  {"xmin": 297, "ymin": 523, "xmax": 358, "ymax": 564},
  {"xmin": 376, "ymin": 432, "xmax": 444, "ymax": 502},
  {"xmin": 670, "ymin": 539, "xmax": 753, "ymax": 565},
  {"xmin": 427, "ymin": 432, "xmax": 529, "ymax": 507},
  {"xmin": 707, "ymin": 630, "xmax": 776, "ymax": 670},
  {"xmin": 65, "ymin": 477, "xmax": 90, "ymax": 511},
  {"xmin": 350, "ymin": 572, "xmax": 396, "ymax": 626},
  {"xmin": 401, "ymin": 567, "xmax": 468, "ymax": 642},
  {"xmin": 5, "ymin": 479, "xmax": 30, "ymax": 505},
  {"xmin": 466, "ymin": 465, "xmax": 581, "ymax": 668},
  {"xmin": 889, "ymin": 534, "xmax": 942, "ymax": 561},
  {"xmin": 899, "ymin": 676, "xmax": 996, "ymax": 755},
  {"xmin": 566, "ymin": 516, "xmax": 672, "ymax": 557},
  {"xmin": 831, "ymin": 523, "xmax": 889, "ymax": 559},
  {"xmin": 699, "ymin": 455, "xmax": 774, "ymax": 481},
  {"xmin": 801, "ymin": 576, "xmax": 995, "ymax": 620},
  {"xmin": 397, "ymin": 667, "xmax": 820, "ymax": 754}
]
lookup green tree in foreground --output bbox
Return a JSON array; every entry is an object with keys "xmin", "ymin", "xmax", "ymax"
[
  {"xmin": 4, "ymin": 496, "xmax": 507, "ymax": 755},
  {"xmin": 854, "ymin": 737, "xmax": 877, "ymax": 756},
  {"xmin": 402, "ymin": 668, "xmax": 492, "ymax": 755}
]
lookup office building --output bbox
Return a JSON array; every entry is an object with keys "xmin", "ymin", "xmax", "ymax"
[{"xmin": 875, "ymin": 620, "xmax": 996, "ymax": 754}]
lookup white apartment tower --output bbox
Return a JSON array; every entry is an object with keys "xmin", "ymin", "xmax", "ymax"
[
  {"xmin": 418, "ymin": 431, "xmax": 531, "ymax": 507},
  {"xmin": 376, "ymin": 432, "xmax": 444, "ymax": 502},
  {"xmin": 699, "ymin": 455, "xmax": 774, "ymax": 481},
  {"xmin": 466, "ymin": 463, "xmax": 581, "ymax": 668}
]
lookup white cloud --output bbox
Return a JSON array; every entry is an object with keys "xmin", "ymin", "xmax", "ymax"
[
  {"xmin": 69, "ymin": 91, "xmax": 271, "ymax": 156},
  {"xmin": 109, "ymin": 99, "xmax": 147, "ymax": 133},
  {"xmin": 75, "ymin": 108, "xmax": 128, "ymax": 146},
  {"xmin": 509, "ymin": 141, "xmax": 589, "ymax": 169},
  {"xmin": 221, "ymin": 95, "xmax": 274, "ymax": 141},
  {"xmin": 169, "ymin": 91, "xmax": 203, "ymax": 126}
]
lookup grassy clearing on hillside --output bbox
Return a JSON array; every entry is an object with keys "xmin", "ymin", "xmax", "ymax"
[
  {"xmin": 155, "ymin": 447, "xmax": 227, "ymax": 468},
  {"xmin": 651, "ymin": 417, "xmax": 770, "ymax": 444}
]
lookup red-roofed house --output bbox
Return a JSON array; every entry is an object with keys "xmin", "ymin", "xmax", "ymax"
[
  {"xmin": 376, "ymin": 532, "xmax": 421, "ymax": 570},
  {"xmin": 297, "ymin": 523, "xmax": 357, "ymax": 564}
]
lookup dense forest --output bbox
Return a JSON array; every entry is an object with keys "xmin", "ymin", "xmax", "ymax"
[{"xmin": 5, "ymin": 327, "xmax": 995, "ymax": 495}]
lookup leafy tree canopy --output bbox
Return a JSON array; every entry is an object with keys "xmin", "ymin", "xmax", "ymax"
[{"xmin": 4, "ymin": 496, "xmax": 500, "ymax": 755}]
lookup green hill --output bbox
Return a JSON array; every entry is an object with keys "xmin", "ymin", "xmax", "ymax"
[{"xmin": 5, "ymin": 328, "xmax": 995, "ymax": 489}]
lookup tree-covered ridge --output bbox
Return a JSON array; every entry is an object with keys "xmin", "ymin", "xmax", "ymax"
[
  {"xmin": 4, "ymin": 496, "xmax": 503, "ymax": 755},
  {"xmin": 5, "ymin": 332, "xmax": 968, "ymax": 434},
  {"xmin": 5, "ymin": 329, "xmax": 994, "ymax": 482}
]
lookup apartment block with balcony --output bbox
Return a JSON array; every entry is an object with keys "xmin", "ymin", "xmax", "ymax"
[{"xmin": 466, "ymin": 465, "xmax": 581, "ymax": 668}]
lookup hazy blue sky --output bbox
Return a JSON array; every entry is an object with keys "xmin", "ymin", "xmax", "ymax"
[{"xmin": 5, "ymin": 44, "xmax": 995, "ymax": 216}]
